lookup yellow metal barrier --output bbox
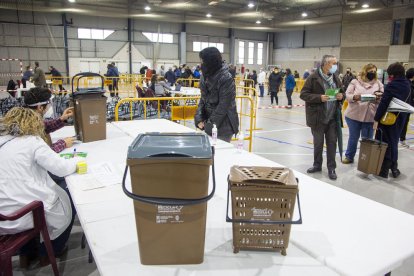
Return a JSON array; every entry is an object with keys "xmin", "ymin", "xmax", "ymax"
[
  {"xmin": 114, "ymin": 95, "xmax": 255, "ymax": 151},
  {"xmin": 295, "ymin": 79, "xmax": 305, "ymax": 92},
  {"xmin": 175, "ymin": 78, "xmax": 200, "ymax": 88},
  {"xmin": 236, "ymin": 85, "xmax": 261, "ymax": 131}
]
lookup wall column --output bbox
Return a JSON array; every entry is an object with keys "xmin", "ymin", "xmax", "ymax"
[
  {"xmin": 128, "ymin": 18, "xmax": 132, "ymax": 74},
  {"xmin": 179, "ymin": 23, "xmax": 186, "ymax": 65},
  {"xmin": 229, "ymin": 28, "xmax": 235, "ymax": 64},
  {"xmin": 62, "ymin": 13, "xmax": 69, "ymax": 76}
]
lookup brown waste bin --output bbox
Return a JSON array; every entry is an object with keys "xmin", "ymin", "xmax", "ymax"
[
  {"xmin": 357, "ymin": 130, "xmax": 388, "ymax": 175},
  {"xmin": 122, "ymin": 133, "xmax": 215, "ymax": 265},
  {"xmin": 226, "ymin": 166, "xmax": 302, "ymax": 256},
  {"xmin": 72, "ymin": 72, "xmax": 106, "ymax": 143}
]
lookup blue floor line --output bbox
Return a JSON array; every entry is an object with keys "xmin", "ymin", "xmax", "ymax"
[{"xmin": 255, "ymin": 135, "xmax": 315, "ymax": 150}]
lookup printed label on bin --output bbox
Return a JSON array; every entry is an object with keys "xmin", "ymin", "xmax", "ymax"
[
  {"xmin": 156, "ymin": 205, "xmax": 184, "ymax": 224},
  {"xmin": 89, "ymin": 115, "xmax": 99, "ymax": 125},
  {"xmin": 361, "ymin": 153, "xmax": 367, "ymax": 161},
  {"xmin": 251, "ymin": 207, "xmax": 274, "ymax": 217}
]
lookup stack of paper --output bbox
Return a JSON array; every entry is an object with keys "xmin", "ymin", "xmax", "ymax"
[{"xmin": 71, "ymin": 162, "xmax": 122, "ymax": 191}]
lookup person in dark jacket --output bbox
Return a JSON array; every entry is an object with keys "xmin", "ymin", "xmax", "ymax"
[
  {"xmin": 300, "ymin": 54, "xmax": 344, "ymax": 180},
  {"xmin": 173, "ymin": 65, "xmax": 181, "ymax": 79},
  {"xmin": 268, "ymin": 67, "xmax": 282, "ymax": 106},
  {"xmin": 22, "ymin": 65, "xmax": 33, "ymax": 88},
  {"xmin": 48, "ymin": 66, "xmax": 64, "ymax": 91},
  {"xmin": 342, "ymin": 68, "xmax": 355, "ymax": 92},
  {"xmin": 139, "ymin": 66, "xmax": 148, "ymax": 75},
  {"xmin": 32, "ymin": 61, "xmax": 47, "ymax": 88},
  {"xmin": 105, "ymin": 64, "xmax": 117, "ymax": 97},
  {"xmin": 111, "ymin": 62, "xmax": 119, "ymax": 94},
  {"xmin": 285, "ymin": 68, "xmax": 296, "ymax": 108},
  {"xmin": 164, "ymin": 67, "xmax": 176, "ymax": 86},
  {"xmin": 194, "ymin": 47, "xmax": 239, "ymax": 142},
  {"xmin": 400, "ymin": 68, "xmax": 414, "ymax": 146},
  {"xmin": 229, "ymin": 64, "xmax": 236, "ymax": 79},
  {"xmin": 303, "ymin": 69, "xmax": 310, "ymax": 79},
  {"xmin": 294, "ymin": 70, "xmax": 300, "ymax": 78},
  {"xmin": 251, "ymin": 70, "xmax": 258, "ymax": 96},
  {"xmin": 374, "ymin": 63, "xmax": 411, "ymax": 178}
]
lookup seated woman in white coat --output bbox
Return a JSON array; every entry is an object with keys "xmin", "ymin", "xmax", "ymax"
[{"xmin": 0, "ymin": 107, "xmax": 80, "ymax": 267}]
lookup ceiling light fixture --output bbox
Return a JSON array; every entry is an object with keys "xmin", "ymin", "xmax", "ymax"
[
  {"xmin": 68, "ymin": 0, "xmax": 75, "ymax": 2},
  {"xmin": 256, "ymin": 20, "xmax": 261, "ymax": 24},
  {"xmin": 144, "ymin": 6, "xmax": 151, "ymax": 11},
  {"xmin": 206, "ymin": 13, "xmax": 212, "ymax": 18},
  {"xmin": 248, "ymin": 2, "xmax": 255, "ymax": 8},
  {"xmin": 301, "ymin": 12, "xmax": 308, "ymax": 17},
  {"xmin": 362, "ymin": 3, "xmax": 369, "ymax": 8}
]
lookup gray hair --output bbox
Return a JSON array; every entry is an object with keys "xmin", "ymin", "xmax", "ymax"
[{"xmin": 321, "ymin": 55, "xmax": 336, "ymax": 67}]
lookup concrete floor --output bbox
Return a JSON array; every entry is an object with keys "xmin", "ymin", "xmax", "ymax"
[{"xmin": 10, "ymin": 90, "xmax": 414, "ymax": 276}]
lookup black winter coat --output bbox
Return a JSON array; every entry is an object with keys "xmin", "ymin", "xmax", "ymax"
[
  {"xmin": 194, "ymin": 64, "xmax": 239, "ymax": 138},
  {"xmin": 374, "ymin": 78, "xmax": 411, "ymax": 122},
  {"xmin": 268, "ymin": 72, "xmax": 282, "ymax": 93}
]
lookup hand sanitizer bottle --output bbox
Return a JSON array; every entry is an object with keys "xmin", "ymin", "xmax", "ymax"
[
  {"xmin": 237, "ymin": 131, "xmax": 244, "ymax": 152},
  {"xmin": 212, "ymin": 124, "xmax": 217, "ymax": 145}
]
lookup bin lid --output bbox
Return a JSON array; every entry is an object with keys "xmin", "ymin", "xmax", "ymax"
[
  {"xmin": 229, "ymin": 166, "xmax": 298, "ymax": 188},
  {"xmin": 127, "ymin": 132, "xmax": 212, "ymax": 159},
  {"xmin": 73, "ymin": 87, "xmax": 105, "ymax": 96}
]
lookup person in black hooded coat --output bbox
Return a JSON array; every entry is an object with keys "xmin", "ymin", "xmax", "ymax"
[
  {"xmin": 194, "ymin": 47, "xmax": 239, "ymax": 142},
  {"xmin": 374, "ymin": 62, "xmax": 411, "ymax": 178}
]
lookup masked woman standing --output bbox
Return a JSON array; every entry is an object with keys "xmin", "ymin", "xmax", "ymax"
[
  {"xmin": 374, "ymin": 63, "xmax": 411, "ymax": 178},
  {"xmin": 194, "ymin": 47, "xmax": 239, "ymax": 142}
]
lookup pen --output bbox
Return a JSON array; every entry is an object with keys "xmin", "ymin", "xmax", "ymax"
[{"xmin": 73, "ymin": 148, "xmax": 76, "ymax": 158}]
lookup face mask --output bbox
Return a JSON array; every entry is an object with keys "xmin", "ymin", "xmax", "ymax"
[
  {"xmin": 43, "ymin": 104, "xmax": 54, "ymax": 119},
  {"xmin": 329, "ymin": 64, "xmax": 338, "ymax": 74},
  {"xmin": 366, "ymin": 72, "xmax": 376, "ymax": 81}
]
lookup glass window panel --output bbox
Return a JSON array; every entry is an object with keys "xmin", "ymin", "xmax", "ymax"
[
  {"xmin": 103, "ymin": 30, "xmax": 114, "ymax": 39},
  {"xmin": 201, "ymin": 42, "xmax": 209, "ymax": 49},
  {"xmin": 217, "ymin": 43, "xmax": 224, "ymax": 53},
  {"xmin": 91, "ymin": 29, "xmax": 103, "ymax": 39},
  {"xmin": 193, "ymin": 41, "xmax": 201, "ymax": 51},
  {"xmin": 78, "ymin": 28, "xmax": 91, "ymax": 39},
  {"xmin": 143, "ymin": 32, "xmax": 153, "ymax": 41},
  {"xmin": 162, "ymin": 34, "xmax": 173, "ymax": 43}
]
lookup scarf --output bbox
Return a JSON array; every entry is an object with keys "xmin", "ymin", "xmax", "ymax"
[{"xmin": 318, "ymin": 67, "xmax": 336, "ymax": 89}]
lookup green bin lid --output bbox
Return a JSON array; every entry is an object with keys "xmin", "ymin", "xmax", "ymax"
[{"xmin": 127, "ymin": 132, "xmax": 212, "ymax": 159}]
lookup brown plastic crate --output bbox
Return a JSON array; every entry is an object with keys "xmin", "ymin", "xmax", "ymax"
[{"xmin": 227, "ymin": 166, "xmax": 301, "ymax": 256}]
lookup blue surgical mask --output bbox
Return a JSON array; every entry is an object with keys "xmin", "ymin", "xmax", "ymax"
[{"xmin": 329, "ymin": 64, "xmax": 338, "ymax": 74}]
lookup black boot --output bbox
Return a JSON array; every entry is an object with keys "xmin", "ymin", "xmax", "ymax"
[
  {"xmin": 391, "ymin": 161, "xmax": 401, "ymax": 178},
  {"xmin": 378, "ymin": 160, "xmax": 392, "ymax": 178}
]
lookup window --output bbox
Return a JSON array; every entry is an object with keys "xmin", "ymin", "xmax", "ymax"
[
  {"xmin": 193, "ymin": 41, "xmax": 201, "ymax": 52},
  {"xmin": 257, "ymin": 43, "xmax": 263, "ymax": 65},
  {"xmin": 143, "ymin": 32, "xmax": 173, "ymax": 43},
  {"xmin": 77, "ymin": 28, "xmax": 114, "ymax": 39},
  {"xmin": 248, "ymin": 42, "xmax": 254, "ymax": 65},
  {"xmin": 192, "ymin": 41, "xmax": 224, "ymax": 53},
  {"xmin": 238, "ymin": 41, "xmax": 245, "ymax": 64}
]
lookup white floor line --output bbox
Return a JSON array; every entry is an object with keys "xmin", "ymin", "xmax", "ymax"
[
  {"xmin": 254, "ymin": 127, "xmax": 308, "ymax": 134},
  {"xmin": 254, "ymin": 152, "xmax": 314, "ymax": 156}
]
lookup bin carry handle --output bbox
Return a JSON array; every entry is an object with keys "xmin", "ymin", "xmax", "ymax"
[
  {"xmin": 375, "ymin": 128, "xmax": 384, "ymax": 145},
  {"xmin": 225, "ymin": 177, "xmax": 302, "ymax": 225},
  {"xmin": 71, "ymin": 72, "xmax": 104, "ymax": 94},
  {"xmin": 122, "ymin": 147, "xmax": 216, "ymax": 206}
]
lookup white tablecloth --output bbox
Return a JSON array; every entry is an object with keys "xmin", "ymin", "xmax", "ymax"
[{"xmin": 59, "ymin": 120, "xmax": 414, "ymax": 276}]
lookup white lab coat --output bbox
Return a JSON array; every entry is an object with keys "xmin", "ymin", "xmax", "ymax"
[
  {"xmin": 257, "ymin": 71, "xmax": 266, "ymax": 85},
  {"xmin": 0, "ymin": 135, "xmax": 78, "ymax": 240}
]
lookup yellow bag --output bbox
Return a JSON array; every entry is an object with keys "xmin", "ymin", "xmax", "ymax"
[{"xmin": 380, "ymin": 112, "xmax": 397, "ymax": 125}]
